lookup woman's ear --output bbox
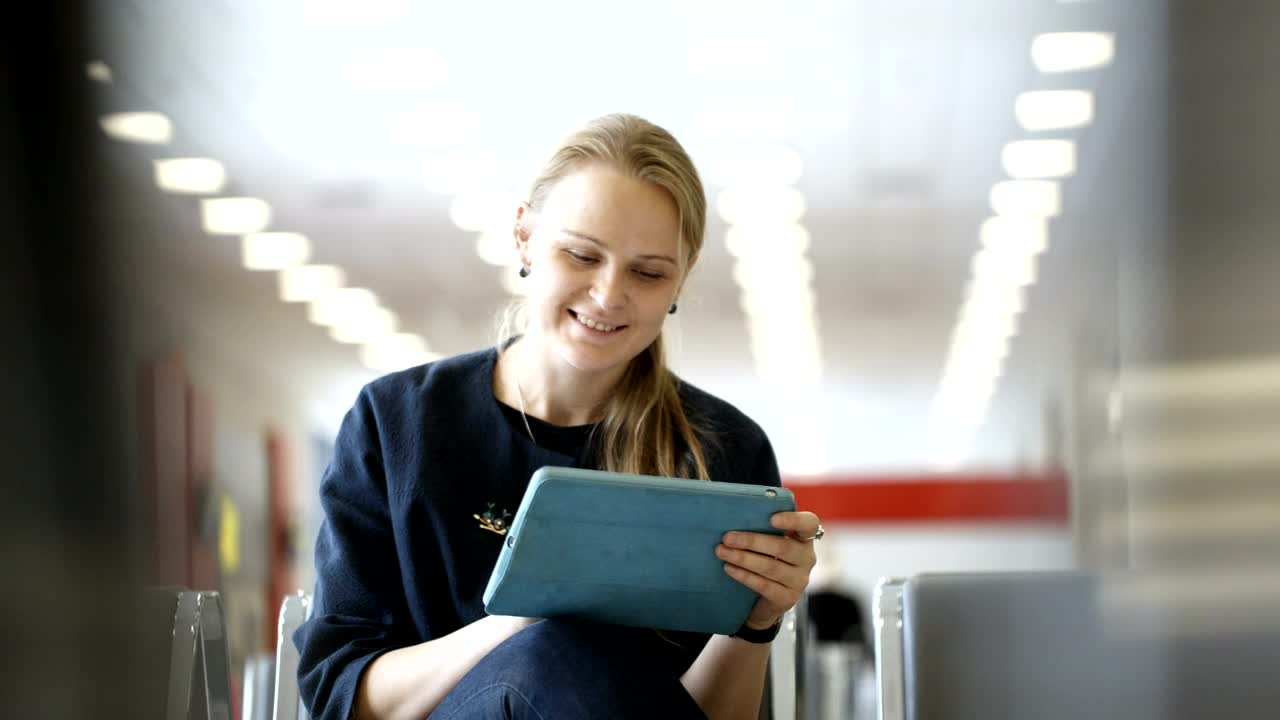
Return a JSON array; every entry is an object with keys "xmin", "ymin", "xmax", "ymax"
[{"xmin": 514, "ymin": 203, "xmax": 534, "ymax": 266}]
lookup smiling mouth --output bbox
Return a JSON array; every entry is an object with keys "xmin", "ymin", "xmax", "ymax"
[{"xmin": 568, "ymin": 309, "xmax": 626, "ymax": 333}]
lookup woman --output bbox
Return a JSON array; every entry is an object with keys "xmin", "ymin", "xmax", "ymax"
[{"xmin": 296, "ymin": 114, "xmax": 823, "ymax": 720}]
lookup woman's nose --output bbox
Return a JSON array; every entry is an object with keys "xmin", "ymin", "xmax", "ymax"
[{"xmin": 588, "ymin": 267, "xmax": 627, "ymax": 311}]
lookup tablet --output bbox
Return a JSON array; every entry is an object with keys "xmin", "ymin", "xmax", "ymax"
[{"xmin": 482, "ymin": 466, "xmax": 796, "ymax": 636}]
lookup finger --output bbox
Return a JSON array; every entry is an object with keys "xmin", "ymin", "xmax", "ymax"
[
  {"xmin": 716, "ymin": 544, "xmax": 806, "ymax": 590},
  {"xmin": 723, "ymin": 563, "xmax": 801, "ymax": 611},
  {"xmin": 723, "ymin": 531, "xmax": 815, "ymax": 569},
  {"xmin": 770, "ymin": 511, "xmax": 821, "ymax": 537}
]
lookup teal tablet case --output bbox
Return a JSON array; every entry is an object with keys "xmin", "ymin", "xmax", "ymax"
[{"xmin": 483, "ymin": 466, "xmax": 796, "ymax": 636}]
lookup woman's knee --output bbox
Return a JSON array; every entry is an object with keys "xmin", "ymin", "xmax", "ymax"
[{"xmin": 431, "ymin": 682, "xmax": 545, "ymax": 720}]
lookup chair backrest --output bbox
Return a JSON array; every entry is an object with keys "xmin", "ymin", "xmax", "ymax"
[
  {"xmin": 874, "ymin": 572, "xmax": 1280, "ymax": 720},
  {"xmin": 877, "ymin": 573, "xmax": 1159, "ymax": 720},
  {"xmin": 163, "ymin": 589, "xmax": 234, "ymax": 720},
  {"xmin": 872, "ymin": 578, "xmax": 906, "ymax": 720},
  {"xmin": 273, "ymin": 591, "xmax": 313, "ymax": 720},
  {"xmin": 762, "ymin": 604, "xmax": 806, "ymax": 720},
  {"xmin": 241, "ymin": 654, "xmax": 275, "ymax": 720}
]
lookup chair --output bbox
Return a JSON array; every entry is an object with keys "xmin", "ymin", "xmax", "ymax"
[
  {"xmin": 873, "ymin": 572, "xmax": 1280, "ymax": 720},
  {"xmin": 273, "ymin": 591, "xmax": 805, "ymax": 720},
  {"xmin": 152, "ymin": 588, "xmax": 234, "ymax": 720},
  {"xmin": 241, "ymin": 654, "xmax": 276, "ymax": 720},
  {"xmin": 273, "ymin": 591, "xmax": 313, "ymax": 720}
]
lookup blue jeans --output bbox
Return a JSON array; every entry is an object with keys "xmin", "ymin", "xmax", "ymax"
[{"xmin": 430, "ymin": 619, "xmax": 709, "ymax": 719}]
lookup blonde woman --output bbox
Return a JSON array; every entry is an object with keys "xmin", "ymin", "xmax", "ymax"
[{"xmin": 296, "ymin": 114, "xmax": 823, "ymax": 720}]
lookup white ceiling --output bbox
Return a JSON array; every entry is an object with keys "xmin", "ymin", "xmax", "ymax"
[{"xmin": 92, "ymin": 0, "xmax": 1157, "ymax": 473}]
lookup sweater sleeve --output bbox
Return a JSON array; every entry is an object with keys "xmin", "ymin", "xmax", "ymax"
[{"xmin": 294, "ymin": 386, "xmax": 411, "ymax": 720}]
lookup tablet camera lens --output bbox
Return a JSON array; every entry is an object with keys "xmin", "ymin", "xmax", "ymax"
[
  {"xmin": 506, "ymin": 536, "xmax": 515, "ymax": 548},
  {"xmin": 765, "ymin": 489, "xmax": 777, "ymax": 498}
]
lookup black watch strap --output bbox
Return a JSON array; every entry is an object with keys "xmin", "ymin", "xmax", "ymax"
[{"xmin": 732, "ymin": 618, "xmax": 783, "ymax": 644}]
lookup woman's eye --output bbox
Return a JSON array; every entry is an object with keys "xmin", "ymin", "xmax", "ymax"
[
  {"xmin": 634, "ymin": 269, "xmax": 665, "ymax": 281},
  {"xmin": 566, "ymin": 251, "xmax": 598, "ymax": 265}
]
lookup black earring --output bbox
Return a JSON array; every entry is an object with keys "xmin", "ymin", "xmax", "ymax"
[
  {"xmin": 668, "ymin": 303, "xmax": 678, "ymax": 315},
  {"xmin": 518, "ymin": 266, "xmax": 530, "ymax": 278}
]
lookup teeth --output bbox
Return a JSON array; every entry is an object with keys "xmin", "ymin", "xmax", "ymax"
[{"xmin": 575, "ymin": 313, "xmax": 618, "ymax": 332}]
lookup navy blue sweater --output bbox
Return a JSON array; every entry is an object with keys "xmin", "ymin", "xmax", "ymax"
[{"xmin": 295, "ymin": 347, "xmax": 781, "ymax": 720}]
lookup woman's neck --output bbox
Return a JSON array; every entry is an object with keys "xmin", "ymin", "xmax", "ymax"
[{"xmin": 495, "ymin": 335, "xmax": 623, "ymax": 427}]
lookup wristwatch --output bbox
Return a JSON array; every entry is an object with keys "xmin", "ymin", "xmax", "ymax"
[{"xmin": 732, "ymin": 617, "xmax": 783, "ymax": 644}]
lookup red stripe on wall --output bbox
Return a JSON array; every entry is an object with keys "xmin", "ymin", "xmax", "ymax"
[{"xmin": 784, "ymin": 472, "xmax": 1069, "ymax": 523}]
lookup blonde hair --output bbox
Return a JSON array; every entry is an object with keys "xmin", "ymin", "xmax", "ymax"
[{"xmin": 499, "ymin": 113, "xmax": 711, "ymax": 480}]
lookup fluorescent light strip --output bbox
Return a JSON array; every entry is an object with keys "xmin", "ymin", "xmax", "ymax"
[
  {"xmin": 1015, "ymin": 90, "xmax": 1095, "ymax": 131},
  {"xmin": 201, "ymin": 197, "xmax": 271, "ymax": 235},
  {"xmin": 242, "ymin": 232, "xmax": 310, "ymax": 271},
  {"xmin": 716, "ymin": 185, "xmax": 806, "ymax": 225},
  {"xmin": 990, "ymin": 180, "xmax": 1062, "ymax": 217},
  {"xmin": 154, "ymin": 158, "xmax": 227, "ymax": 194},
  {"xmin": 360, "ymin": 333, "xmax": 439, "ymax": 373},
  {"xmin": 1002, "ymin": 139, "xmax": 1077, "ymax": 179},
  {"xmin": 1031, "ymin": 32, "xmax": 1116, "ymax": 73},
  {"xmin": 279, "ymin": 265, "xmax": 345, "ymax": 303},
  {"xmin": 99, "ymin": 112, "xmax": 172, "ymax": 144},
  {"xmin": 308, "ymin": 287, "xmax": 378, "ymax": 328},
  {"xmin": 330, "ymin": 306, "xmax": 397, "ymax": 345}
]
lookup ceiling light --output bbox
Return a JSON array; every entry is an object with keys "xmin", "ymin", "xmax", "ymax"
[
  {"xmin": 308, "ymin": 287, "xmax": 378, "ymax": 327},
  {"xmin": 1031, "ymin": 32, "xmax": 1116, "ymax": 73},
  {"xmin": 979, "ymin": 216, "xmax": 1049, "ymax": 256},
  {"xmin": 278, "ymin": 264, "xmax": 345, "ymax": 303},
  {"xmin": 971, "ymin": 246, "xmax": 1038, "ymax": 287},
  {"xmin": 962, "ymin": 280, "xmax": 1027, "ymax": 317},
  {"xmin": 387, "ymin": 106, "xmax": 482, "ymax": 148},
  {"xmin": 989, "ymin": 180, "xmax": 1062, "ymax": 217},
  {"xmin": 99, "ymin": 112, "xmax": 173, "ymax": 144},
  {"xmin": 954, "ymin": 307, "xmax": 1019, "ymax": 344},
  {"xmin": 345, "ymin": 48, "xmax": 447, "ymax": 89},
  {"xmin": 424, "ymin": 153, "xmax": 510, "ymax": 195},
  {"xmin": 330, "ymin": 307, "xmax": 398, "ymax": 344},
  {"xmin": 703, "ymin": 143, "xmax": 804, "ymax": 187},
  {"xmin": 360, "ymin": 333, "xmax": 439, "ymax": 373},
  {"xmin": 733, "ymin": 253, "xmax": 814, "ymax": 289},
  {"xmin": 449, "ymin": 191, "xmax": 518, "ymax": 233},
  {"xmin": 687, "ymin": 41, "xmax": 785, "ymax": 79},
  {"xmin": 741, "ymin": 286, "xmax": 818, "ymax": 322},
  {"xmin": 241, "ymin": 232, "xmax": 311, "ymax": 271},
  {"xmin": 1002, "ymin": 139, "xmax": 1076, "ymax": 179},
  {"xmin": 725, "ymin": 223, "xmax": 810, "ymax": 258},
  {"xmin": 1015, "ymin": 90, "xmax": 1095, "ymax": 130},
  {"xmin": 201, "ymin": 197, "xmax": 271, "ymax": 234},
  {"xmin": 86, "ymin": 61, "xmax": 112, "ymax": 84},
  {"xmin": 475, "ymin": 230, "xmax": 516, "ymax": 266},
  {"xmin": 698, "ymin": 97, "xmax": 796, "ymax": 138},
  {"xmin": 153, "ymin": 158, "xmax": 227, "ymax": 194},
  {"xmin": 716, "ymin": 185, "xmax": 806, "ymax": 224}
]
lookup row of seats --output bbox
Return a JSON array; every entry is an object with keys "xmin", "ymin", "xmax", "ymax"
[
  {"xmin": 154, "ymin": 589, "xmax": 807, "ymax": 720},
  {"xmin": 169, "ymin": 572, "xmax": 1280, "ymax": 719}
]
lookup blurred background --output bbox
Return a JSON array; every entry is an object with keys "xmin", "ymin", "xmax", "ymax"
[{"xmin": 4, "ymin": 0, "xmax": 1277, "ymax": 717}]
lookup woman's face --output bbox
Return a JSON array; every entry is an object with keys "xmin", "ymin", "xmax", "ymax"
[{"xmin": 516, "ymin": 164, "xmax": 688, "ymax": 377}]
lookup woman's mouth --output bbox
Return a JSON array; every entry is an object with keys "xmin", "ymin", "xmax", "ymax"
[{"xmin": 569, "ymin": 309, "xmax": 625, "ymax": 333}]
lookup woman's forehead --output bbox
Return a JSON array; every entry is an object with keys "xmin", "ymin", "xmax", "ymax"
[{"xmin": 538, "ymin": 168, "xmax": 682, "ymax": 255}]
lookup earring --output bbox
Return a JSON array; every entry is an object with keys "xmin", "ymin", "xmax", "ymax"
[
  {"xmin": 518, "ymin": 266, "xmax": 530, "ymax": 278},
  {"xmin": 668, "ymin": 303, "xmax": 678, "ymax": 315}
]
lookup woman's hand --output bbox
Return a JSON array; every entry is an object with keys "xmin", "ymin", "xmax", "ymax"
[{"xmin": 715, "ymin": 511, "xmax": 822, "ymax": 631}]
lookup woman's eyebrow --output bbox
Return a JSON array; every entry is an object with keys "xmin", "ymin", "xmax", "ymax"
[{"xmin": 559, "ymin": 229, "xmax": 678, "ymax": 265}]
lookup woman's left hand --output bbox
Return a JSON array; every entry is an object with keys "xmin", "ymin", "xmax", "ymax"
[{"xmin": 716, "ymin": 510, "xmax": 822, "ymax": 631}]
